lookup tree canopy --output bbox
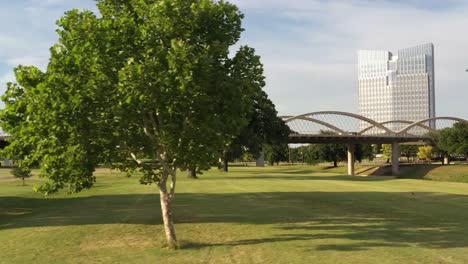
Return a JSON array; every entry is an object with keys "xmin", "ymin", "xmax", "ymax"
[
  {"xmin": 0, "ymin": 0, "xmax": 268, "ymax": 248},
  {"xmin": 439, "ymin": 122, "xmax": 468, "ymax": 163},
  {"xmin": 418, "ymin": 146, "xmax": 434, "ymax": 162},
  {"xmin": 222, "ymin": 89, "xmax": 290, "ymax": 171}
]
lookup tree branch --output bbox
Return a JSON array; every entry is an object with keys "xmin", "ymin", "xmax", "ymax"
[{"xmin": 130, "ymin": 152, "xmax": 143, "ymax": 165}]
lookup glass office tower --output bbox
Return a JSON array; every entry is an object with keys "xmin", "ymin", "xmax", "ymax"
[{"xmin": 358, "ymin": 43, "xmax": 435, "ymax": 134}]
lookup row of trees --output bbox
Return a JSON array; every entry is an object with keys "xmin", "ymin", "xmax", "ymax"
[{"xmin": 271, "ymin": 143, "xmax": 373, "ymax": 167}]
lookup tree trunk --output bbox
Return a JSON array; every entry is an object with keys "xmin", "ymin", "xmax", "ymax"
[
  {"xmin": 223, "ymin": 151, "xmax": 229, "ymax": 172},
  {"xmin": 22, "ymin": 177, "xmax": 25, "ymax": 186},
  {"xmin": 333, "ymin": 160, "xmax": 337, "ymax": 167},
  {"xmin": 157, "ymin": 167, "xmax": 177, "ymax": 249},
  {"xmin": 159, "ymin": 189, "xmax": 177, "ymax": 249},
  {"xmin": 187, "ymin": 168, "xmax": 198, "ymax": 179},
  {"xmin": 223, "ymin": 159, "xmax": 228, "ymax": 172}
]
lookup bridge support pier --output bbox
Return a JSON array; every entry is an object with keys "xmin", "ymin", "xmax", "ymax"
[
  {"xmin": 392, "ymin": 142, "xmax": 400, "ymax": 175},
  {"xmin": 347, "ymin": 144, "xmax": 355, "ymax": 176},
  {"xmin": 256, "ymin": 152, "xmax": 265, "ymax": 167}
]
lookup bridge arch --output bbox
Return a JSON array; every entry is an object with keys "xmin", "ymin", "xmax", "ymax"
[
  {"xmin": 358, "ymin": 120, "xmax": 435, "ymax": 135},
  {"xmin": 284, "ymin": 111, "xmax": 395, "ymax": 135},
  {"xmin": 286, "ymin": 116, "xmax": 347, "ymax": 135},
  {"xmin": 397, "ymin": 117, "xmax": 467, "ymax": 135}
]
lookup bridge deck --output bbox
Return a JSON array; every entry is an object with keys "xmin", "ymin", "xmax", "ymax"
[{"xmin": 288, "ymin": 134, "xmax": 428, "ymax": 144}]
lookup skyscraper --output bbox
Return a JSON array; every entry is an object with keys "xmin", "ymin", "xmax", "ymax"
[{"xmin": 358, "ymin": 43, "xmax": 435, "ymax": 133}]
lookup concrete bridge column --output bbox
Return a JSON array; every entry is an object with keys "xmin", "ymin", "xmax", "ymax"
[
  {"xmin": 392, "ymin": 142, "xmax": 400, "ymax": 175},
  {"xmin": 256, "ymin": 152, "xmax": 265, "ymax": 167},
  {"xmin": 347, "ymin": 144, "xmax": 355, "ymax": 176}
]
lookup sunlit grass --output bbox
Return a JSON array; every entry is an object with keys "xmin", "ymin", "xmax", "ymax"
[{"xmin": 1, "ymin": 166, "xmax": 468, "ymax": 263}]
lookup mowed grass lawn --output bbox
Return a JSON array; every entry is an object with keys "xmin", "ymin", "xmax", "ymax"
[{"xmin": 1, "ymin": 166, "xmax": 468, "ymax": 264}]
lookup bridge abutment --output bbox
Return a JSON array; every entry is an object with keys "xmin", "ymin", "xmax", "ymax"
[{"xmin": 256, "ymin": 152, "xmax": 265, "ymax": 167}]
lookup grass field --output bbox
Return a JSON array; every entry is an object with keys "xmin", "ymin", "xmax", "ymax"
[
  {"xmin": 397, "ymin": 164, "xmax": 468, "ymax": 183},
  {"xmin": 1, "ymin": 166, "xmax": 468, "ymax": 263}
]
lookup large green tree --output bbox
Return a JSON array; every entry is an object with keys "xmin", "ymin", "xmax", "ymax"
[
  {"xmin": 222, "ymin": 89, "xmax": 290, "ymax": 171},
  {"xmin": 309, "ymin": 131, "xmax": 347, "ymax": 167},
  {"xmin": 311, "ymin": 143, "xmax": 347, "ymax": 167},
  {"xmin": 354, "ymin": 144, "xmax": 374, "ymax": 163},
  {"xmin": 263, "ymin": 143, "xmax": 289, "ymax": 166},
  {"xmin": 400, "ymin": 144, "xmax": 419, "ymax": 163},
  {"xmin": 0, "ymin": 0, "xmax": 263, "ymax": 249},
  {"xmin": 426, "ymin": 130, "xmax": 450, "ymax": 164},
  {"xmin": 439, "ymin": 122, "xmax": 468, "ymax": 163}
]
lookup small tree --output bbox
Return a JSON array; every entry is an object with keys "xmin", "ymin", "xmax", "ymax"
[
  {"xmin": 263, "ymin": 143, "xmax": 288, "ymax": 166},
  {"xmin": 400, "ymin": 145, "xmax": 419, "ymax": 163},
  {"xmin": 439, "ymin": 122, "xmax": 468, "ymax": 164},
  {"xmin": 417, "ymin": 146, "xmax": 434, "ymax": 163},
  {"xmin": 354, "ymin": 144, "xmax": 374, "ymax": 163},
  {"xmin": 12, "ymin": 166, "xmax": 32, "ymax": 186},
  {"xmin": 426, "ymin": 130, "xmax": 449, "ymax": 165},
  {"xmin": 381, "ymin": 144, "xmax": 393, "ymax": 163}
]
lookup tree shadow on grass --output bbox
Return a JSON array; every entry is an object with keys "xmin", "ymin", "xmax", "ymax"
[
  {"xmin": 220, "ymin": 167, "xmax": 395, "ymax": 181},
  {"xmin": 369, "ymin": 164, "xmax": 445, "ymax": 178},
  {"xmin": 211, "ymin": 174, "xmax": 393, "ymax": 181},
  {"xmin": 1, "ymin": 191, "xmax": 468, "ymax": 251}
]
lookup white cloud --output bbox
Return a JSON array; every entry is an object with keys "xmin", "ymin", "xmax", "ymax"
[
  {"xmin": 0, "ymin": 71, "xmax": 15, "ymax": 84},
  {"xmin": 7, "ymin": 56, "xmax": 48, "ymax": 70},
  {"xmin": 233, "ymin": 0, "xmax": 468, "ymax": 118},
  {"xmin": 231, "ymin": 0, "xmax": 321, "ymax": 10},
  {"xmin": 0, "ymin": 0, "xmax": 467, "ymax": 118}
]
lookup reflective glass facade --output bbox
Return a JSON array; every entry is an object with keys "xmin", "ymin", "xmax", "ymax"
[{"xmin": 358, "ymin": 43, "xmax": 435, "ymax": 133}]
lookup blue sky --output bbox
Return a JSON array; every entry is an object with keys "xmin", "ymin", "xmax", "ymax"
[{"xmin": 1, "ymin": 0, "xmax": 467, "ymax": 118}]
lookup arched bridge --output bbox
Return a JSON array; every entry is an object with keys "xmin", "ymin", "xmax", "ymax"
[
  {"xmin": 281, "ymin": 111, "xmax": 466, "ymax": 144},
  {"xmin": 281, "ymin": 111, "xmax": 467, "ymax": 176}
]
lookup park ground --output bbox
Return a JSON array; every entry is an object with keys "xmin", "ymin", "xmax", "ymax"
[{"xmin": 1, "ymin": 164, "xmax": 468, "ymax": 263}]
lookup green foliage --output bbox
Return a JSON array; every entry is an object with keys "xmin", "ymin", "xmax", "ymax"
[
  {"xmin": 425, "ymin": 131, "xmax": 447, "ymax": 159},
  {"xmin": 225, "ymin": 90, "xmax": 290, "ymax": 166},
  {"xmin": 0, "ymin": 0, "xmax": 257, "ymax": 193},
  {"xmin": 439, "ymin": 122, "xmax": 468, "ymax": 158},
  {"xmin": 400, "ymin": 145, "xmax": 419, "ymax": 161},
  {"xmin": 382, "ymin": 144, "xmax": 393, "ymax": 161},
  {"xmin": 241, "ymin": 152, "xmax": 254, "ymax": 163},
  {"xmin": 315, "ymin": 143, "xmax": 347, "ymax": 167},
  {"xmin": 11, "ymin": 166, "xmax": 32, "ymax": 186},
  {"xmin": 11, "ymin": 166, "xmax": 31, "ymax": 178},
  {"xmin": 418, "ymin": 146, "xmax": 434, "ymax": 162},
  {"xmin": 0, "ymin": 0, "xmax": 265, "ymax": 247},
  {"xmin": 263, "ymin": 143, "xmax": 289, "ymax": 165},
  {"xmin": 354, "ymin": 144, "xmax": 374, "ymax": 162},
  {"xmin": 309, "ymin": 131, "xmax": 347, "ymax": 167}
]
